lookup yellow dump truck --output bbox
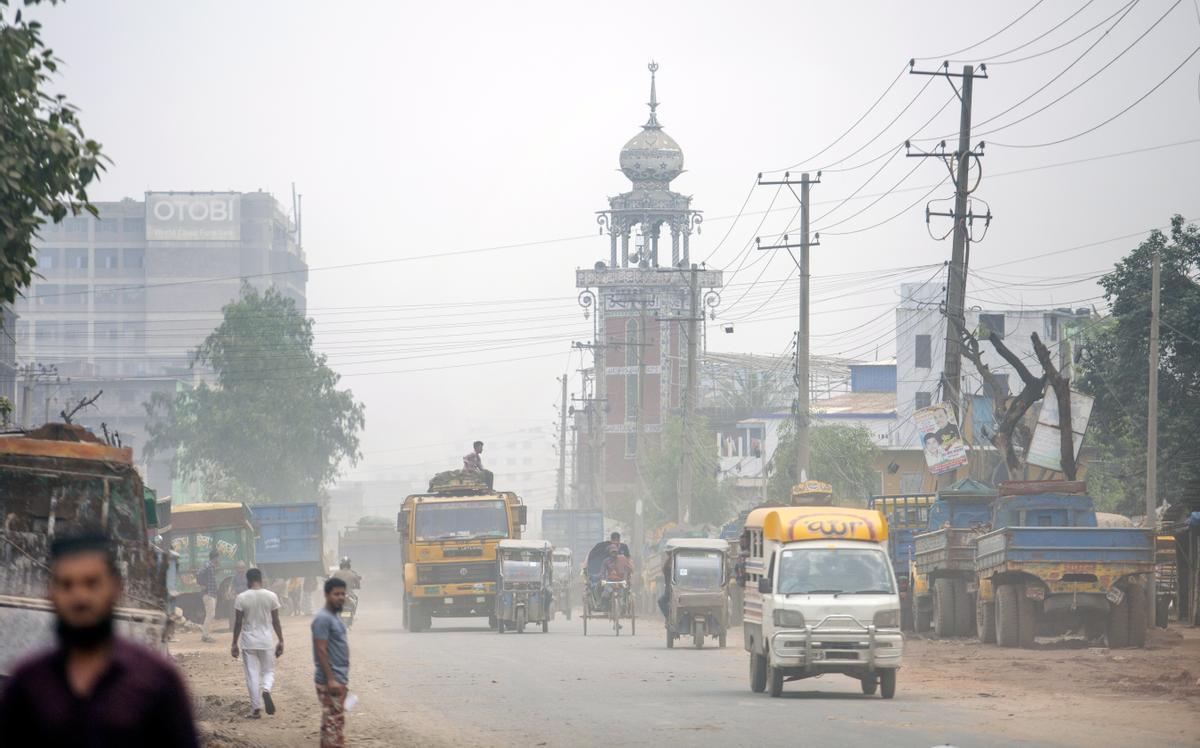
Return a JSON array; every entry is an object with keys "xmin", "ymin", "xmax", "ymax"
[{"xmin": 399, "ymin": 471, "xmax": 526, "ymax": 632}]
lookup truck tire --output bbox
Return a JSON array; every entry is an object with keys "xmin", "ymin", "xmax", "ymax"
[
  {"xmin": 767, "ymin": 663, "xmax": 784, "ymax": 698},
  {"xmin": 1107, "ymin": 592, "xmax": 1131, "ymax": 648},
  {"xmin": 914, "ymin": 598, "xmax": 932, "ymax": 633},
  {"xmin": 1127, "ymin": 583, "xmax": 1148, "ymax": 648},
  {"xmin": 1015, "ymin": 587, "xmax": 1036, "ymax": 649},
  {"xmin": 933, "ymin": 578, "xmax": 956, "ymax": 637},
  {"xmin": 976, "ymin": 596, "xmax": 996, "ymax": 644},
  {"xmin": 953, "ymin": 579, "xmax": 974, "ymax": 637},
  {"xmin": 996, "ymin": 584, "xmax": 1019, "ymax": 648},
  {"xmin": 1156, "ymin": 595, "xmax": 1170, "ymax": 628},
  {"xmin": 749, "ymin": 653, "xmax": 767, "ymax": 693},
  {"xmin": 879, "ymin": 669, "xmax": 897, "ymax": 699}
]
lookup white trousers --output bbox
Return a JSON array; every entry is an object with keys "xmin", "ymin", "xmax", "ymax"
[
  {"xmin": 242, "ymin": 648, "xmax": 276, "ymax": 710},
  {"xmin": 202, "ymin": 594, "xmax": 217, "ymax": 638}
]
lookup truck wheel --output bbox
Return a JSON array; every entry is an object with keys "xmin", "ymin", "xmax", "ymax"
[
  {"xmin": 1127, "ymin": 584, "xmax": 1148, "ymax": 648},
  {"xmin": 933, "ymin": 578, "xmax": 955, "ymax": 637},
  {"xmin": 1015, "ymin": 587, "xmax": 1036, "ymax": 649},
  {"xmin": 996, "ymin": 584, "xmax": 1019, "ymax": 648},
  {"xmin": 860, "ymin": 675, "xmax": 878, "ymax": 695},
  {"xmin": 1107, "ymin": 592, "xmax": 1131, "ymax": 648},
  {"xmin": 976, "ymin": 596, "xmax": 996, "ymax": 644},
  {"xmin": 749, "ymin": 653, "xmax": 767, "ymax": 693},
  {"xmin": 914, "ymin": 597, "xmax": 932, "ymax": 633},
  {"xmin": 767, "ymin": 663, "xmax": 784, "ymax": 698},
  {"xmin": 901, "ymin": 597, "xmax": 915, "ymax": 632},
  {"xmin": 879, "ymin": 669, "xmax": 897, "ymax": 699},
  {"xmin": 1156, "ymin": 596, "xmax": 1170, "ymax": 628},
  {"xmin": 953, "ymin": 579, "xmax": 975, "ymax": 638}
]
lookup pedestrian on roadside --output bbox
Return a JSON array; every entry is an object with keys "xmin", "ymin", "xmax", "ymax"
[
  {"xmin": 312, "ymin": 577, "xmax": 351, "ymax": 748},
  {"xmin": 287, "ymin": 576, "xmax": 303, "ymax": 617},
  {"xmin": 231, "ymin": 567, "xmax": 284, "ymax": 719},
  {"xmin": 0, "ymin": 528, "xmax": 200, "ymax": 746},
  {"xmin": 303, "ymin": 574, "xmax": 318, "ymax": 614},
  {"xmin": 198, "ymin": 549, "xmax": 221, "ymax": 642}
]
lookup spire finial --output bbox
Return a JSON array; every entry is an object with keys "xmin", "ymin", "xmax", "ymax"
[{"xmin": 645, "ymin": 60, "xmax": 661, "ymax": 129}]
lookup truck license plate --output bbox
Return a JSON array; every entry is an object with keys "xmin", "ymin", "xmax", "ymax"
[
  {"xmin": 444, "ymin": 597, "xmax": 454, "ymax": 604},
  {"xmin": 1024, "ymin": 587, "xmax": 1045, "ymax": 601},
  {"xmin": 1106, "ymin": 587, "xmax": 1124, "ymax": 606}
]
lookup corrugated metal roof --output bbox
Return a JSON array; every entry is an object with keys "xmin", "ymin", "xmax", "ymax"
[{"xmin": 811, "ymin": 391, "xmax": 897, "ymax": 416}]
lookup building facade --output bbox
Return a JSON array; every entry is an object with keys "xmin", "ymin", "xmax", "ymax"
[
  {"xmin": 15, "ymin": 191, "xmax": 307, "ymax": 491},
  {"xmin": 575, "ymin": 64, "xmax": 721, "ymax": 520}
]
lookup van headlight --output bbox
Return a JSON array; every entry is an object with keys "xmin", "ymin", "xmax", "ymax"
[
  {"xmin": 873, "ymin": 609, "xmax": 901, "ymax": 629},
  {"xmin": 772, "ymin": 609, "xmax": 806, "ymax": 628}
]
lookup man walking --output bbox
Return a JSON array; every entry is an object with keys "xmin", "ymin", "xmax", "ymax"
[
  {"xmin": 231, "ymin": 567, "xmax": 284, "ymax": 719},
  {"xmin": 312, "ymin": 577, "xmax": 350, "ymax": 747},
  {"xmin": 0, "ymin": 529, "xmax": 199, "ymax": 745},
  {"xmin": 198, "ymin": 549, "xmax": 221, "ymax": 642}
]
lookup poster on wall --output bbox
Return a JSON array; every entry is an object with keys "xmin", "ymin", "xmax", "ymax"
[
  {"xmin": 915, "ymin": 402, "xmax": 969, "ymax": 475},
  {"xmin": 1026, "ymin": 389, "xmax": 1094, "ymax": 473}
]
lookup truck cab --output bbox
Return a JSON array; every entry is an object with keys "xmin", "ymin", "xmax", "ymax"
[{"xmin": 742, "ymin": 507, "xmax": 902, "ymax": 699}]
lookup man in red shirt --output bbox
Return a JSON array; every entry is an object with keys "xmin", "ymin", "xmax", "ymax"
[{"xmin": 0, "ymin": 529, "xmax": 199, "ymax": 747}]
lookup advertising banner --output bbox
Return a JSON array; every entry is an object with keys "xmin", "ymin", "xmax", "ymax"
[
  {"xmin": 1027, "ymin": 389, "xmax": 1094, "ymax": 473},
  {"xmin": 145, "ymin": 192, "xmax": 241, "ymax": 241},
  {"xmin": 915, "ymin": 402, "xmax": 969, "ymax": 475}
]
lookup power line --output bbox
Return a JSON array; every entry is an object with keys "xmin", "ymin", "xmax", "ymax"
[
  {"xmin": 917, "ymin": 0, "xmax": 1048, "ymax": 61},
  {"xmin": 951, "ymin": 0, "xmax": 1099, "ymax": 64},
  {"xmin": 988, "ymin": 0, "xmax": 1140, "ymax": 66}
]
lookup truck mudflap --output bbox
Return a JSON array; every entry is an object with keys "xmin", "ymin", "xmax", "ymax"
[{"xmin": 770, "ymin": 615, "xmax": 903, "ymax": 673}]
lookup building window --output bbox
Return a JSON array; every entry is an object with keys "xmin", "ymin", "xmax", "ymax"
[
  {"xmin": 35, "ymin": 283, "xmax": 60, "ymax": 307},
  {"xmin": 94, "ymin": 285, "xmax": 120, "ymax": 308},
  {"xmin": 34, "ymin": 320, "xmax": 59, "ymax": 343},
  {"xmin": 1044, "ymin": 313, "xmax": 1059, "ymax": 342},
  {"xmin": 915, "ymin": 391, "xmax": 932, "ymax": 410},
  {"xmin": 65, "ymin": 248, "xmax": 88, "ymax": 271},
  {"xmin": 900, "ymin": 472, "xmax": 923, "ymax": 494},
  {"xmin": 522, "ymin": 457, "xmax": 533, "ymax": 466},
  {"xmin": 122, "ymin": 217, "xmax": 144, "ymax": 234},
  {"xmin": 62, "ymin": 217, "xmax": 88, "ymax": 235},
  {"xmin": 96, "ymin": 248, "xmax": 119, "ymax": 271},
  {"xmin": 36, "ymin": 247, "xmax": 60, "ymax": 270},
  {"xmin": 979, "ymin": 313, "xmax": 1006, "ymax": 340},
  {"xmin": 62, "ymin": 284, "xmax": 88, "ymax": 306},
  {"xmin": 123, "ymin": 248, "xmax": 144, "ymax": 269},
  {"xmin": 95, "ymin": 321, "xmax": 119, "ymax": 342},
  {"xmin": 63, "ymin": 322, "xmax": 87, "ymax": 344},
  {"xmin": 94, "ymin": 217, "xmax": 118, "ymax": 234},
  {"xmin": 915, "ymin": 334, "xmax": 931, "ymax": 369}
]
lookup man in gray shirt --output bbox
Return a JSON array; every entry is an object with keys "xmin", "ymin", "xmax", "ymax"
[{"xmin": 311, "ymin": 577, "xmax": 350, "ymax": 747}]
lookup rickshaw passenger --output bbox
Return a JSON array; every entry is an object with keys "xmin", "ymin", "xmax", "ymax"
[{"xmin": 601, "ymin": 544, "xmax": 633, "ymax": 582}]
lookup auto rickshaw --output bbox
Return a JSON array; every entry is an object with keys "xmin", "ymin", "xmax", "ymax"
[
  {"xmin": 495, "ymin": 539, "xmax": 553, "ymax": 634},
  {"xmin": 551, "ymin": 547, "xmax": 574, "ymax": 619},
  {"xmin": 664, "ymin": 538, "xmax": 730, "ymax": 649}
]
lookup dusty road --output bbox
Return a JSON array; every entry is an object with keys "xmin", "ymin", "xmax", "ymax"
[{"xmin": 178, "ymin": 594, "xmax": 1200, "ymax": 747}]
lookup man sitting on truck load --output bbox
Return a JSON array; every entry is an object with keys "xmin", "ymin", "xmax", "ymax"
[{"xmin": 463, "ymin": 440, "xmax": 494, "ymax": 489}]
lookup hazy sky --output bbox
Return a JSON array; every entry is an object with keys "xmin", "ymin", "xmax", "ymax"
[{"xmin": 30, "ymin": 1, "xmax": 1200, "ymax": 482}]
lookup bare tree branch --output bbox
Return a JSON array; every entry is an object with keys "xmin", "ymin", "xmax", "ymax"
[{"xmin": 61, "ymin": 391, "xmax": 102, "ymax": 425}]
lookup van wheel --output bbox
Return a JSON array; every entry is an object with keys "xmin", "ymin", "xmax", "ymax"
[
  {"xmin": 749, "ymin": 653, "xmax": 767, "ymax": 693},
  {"xmin": 879, "ymin": 669, "xmax": 897, "ymax": 699},
  {"xmin": 860, "ymin": 675, "xmax": 878, "ymax": 695},
  {"xmin": 767, "ymin": 663, "xmax": 784, "ymax": 697}
]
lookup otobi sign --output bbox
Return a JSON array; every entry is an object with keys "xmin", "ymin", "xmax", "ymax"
[{"xmin": 145, "ymin": 192, "xmax": 241, "ymax": 241}]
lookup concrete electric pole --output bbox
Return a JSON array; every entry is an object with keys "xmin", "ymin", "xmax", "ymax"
[
  {"xmin": 756, "ymin": 172, "xmax": 820, "ymax": 485},
  {"xmin": 678, "ymin": 263, "xmax": 699, "ymax": 524},
  {"xmin": 556, "ymin": 374, "xmax": 568, "ymax": 509},
  {"xmin": 1145, "ymin": 247, "xmax": 1161, "ymax": 627}
]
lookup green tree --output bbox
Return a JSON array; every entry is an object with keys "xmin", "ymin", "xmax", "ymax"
[
  {"xmin": 1077, "ymin": 216, "xmax": 1200, "ymax": 514},
  {"xmin": 766, "ymin": 422, "xmax": 879, "ymax": 505},
  {"xmin": 1, "ymin": 1, "xmax": 105, "ymax": 305},
  {"xmin": 146, "ymin": 285, "xmax": 365, "ymax": 503},
  {"xmin": 618, "ymin": 415, "xmax": 738, "ymax": 530}
]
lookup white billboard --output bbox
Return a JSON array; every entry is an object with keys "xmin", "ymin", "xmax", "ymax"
[
  {"xmin": 145, "ymin": 192, "xmax": 241, "ymax": 241},
  {"xmin": 1027, "ymin": 389, "xmax": 1094, "ymax": 473}
]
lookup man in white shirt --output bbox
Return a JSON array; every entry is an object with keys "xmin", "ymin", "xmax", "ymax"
[{"xmin": 231, "ymin": 567, "xmax": 284, "ymax": 719}]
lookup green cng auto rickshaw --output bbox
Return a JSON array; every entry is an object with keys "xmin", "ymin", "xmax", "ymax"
[
  {"xmin": 496, "ymin": 539, "xmax": 553, "ymax": 634},
  {"xmin": 664, "ymin": 538, "xmax": 730, "ymax": 649}
]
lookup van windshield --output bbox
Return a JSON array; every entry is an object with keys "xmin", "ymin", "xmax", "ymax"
[{"xmin": 776, "ymin": 547, "xmax": 894, "ymax": 595}]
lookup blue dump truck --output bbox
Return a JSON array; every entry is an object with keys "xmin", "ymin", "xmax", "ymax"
[
  {"xmin": 248, "ymin": 503, "xmax": 326, "ymax": 580},
  {"xmin": 867, "ymin": 493, "xmax": 936, "ymax": 631},
  {"xmin": 907, "ymin": 479, "xmax": 996, "ymax": 636},
  {"xmin": 974, "ymin": 481, "xmax": 1155, "ymax": 648}
]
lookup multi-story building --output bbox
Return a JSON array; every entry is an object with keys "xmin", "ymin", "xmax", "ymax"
[
  {"xmin": 575, "ymin": 63, "xmax": 721, "ymax": 522},
  {"xmin": 15, "ymin": 191, "xmax": 307, "ymax": 491}
]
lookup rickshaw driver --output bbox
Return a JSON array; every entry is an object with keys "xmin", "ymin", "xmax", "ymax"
[{"xmin": 599, "ymin": 544, "xmax": 634, "ymax": 615}]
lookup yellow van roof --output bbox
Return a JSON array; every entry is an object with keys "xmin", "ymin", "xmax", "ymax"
[{"xmin": 761, "ymin": 507, "xmax": 888, "ymax": 544}]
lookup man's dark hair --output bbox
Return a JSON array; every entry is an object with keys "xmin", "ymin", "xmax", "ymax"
[
  {"xmin": 923, "ymin": 432, "xmax": 939, "ymax": 445},
  {"xmin": 324, "ymin": 577, "xmax": 347, "ymax": 594},
  {"xmin": 208, "ymin": 550, "xmax": 220, "ymax": 560},
  {"xmin": 473, "ymin": 440, "xmax": 484, "ymax": 449},
  {"xmin": 610, "ymin": 531, "xmax": 620, "ymax": 541},
  {"xmin": 50, "ymin": 528, "xmax": 118, "ymax": 575},
  {"xmin": 246, "ymin": 568, "xmax": 263, "ymax": 585}
]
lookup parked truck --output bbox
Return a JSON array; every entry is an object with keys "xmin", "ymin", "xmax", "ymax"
[
  {"xmin": 338, "ymin": 517, "xmax": 402, "ymax": 583},
  {"xmin": 974, "ymin": 481, "xmax": 1155, "ymax": 648},
  {"xmin": 906, "ymin": 479, "xmax": 996, "ymax": 636},
  {"xmin": 0, "ymin": 425, "xmax": 168, "ymax": 675},
  {"xmin": 248, "ymin": 503, "xmax": 325, "ymax": 580},
  {"xmin": 540, "ymin": 509, "xmax": 604, "ymax": 571},
  {"xmin": 399, "ymin": 470, "xmax": 526, "ymax": 632},
  {"xmin": 167, "ymin": 502, "xmax": 256, "ymax": 623},
  {"xmin": 866, "ymin": 493, "xmax": 935, "ymax": 630}
]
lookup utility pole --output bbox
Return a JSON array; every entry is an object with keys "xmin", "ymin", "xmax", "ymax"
[
  {"xmin": 678, "ymin": 263, "xmax": 699, "ymax": 525},
  {"xmin": 1145, "ymin": 248, "xmax": 1161, "ymax": 627},
  {"xmin": 556, "ymin": 374, "xmax": 568, "ymax": 509},
  {"xmin": 908, "ymin": 61, "xmax": 989, "ymax": 487},
  {"xmin": 756, "ymin": 172, "xmax": 820, "ymax": 484}
]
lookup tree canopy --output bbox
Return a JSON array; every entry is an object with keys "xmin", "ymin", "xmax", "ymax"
[
  {"xmin": 1078, "ymin": 215, "xmax": 1200, "ymax": 513},
  {"xmin": 146, "ymin": 285, "xmax": 365, "ymax": 504},
  {"xmin": 766, "ymin": 422, "xmax": 879, "ymax": 504},
  {"xmin": 1, "ymin": 1, "xmax": 105, "ymax": 305}
]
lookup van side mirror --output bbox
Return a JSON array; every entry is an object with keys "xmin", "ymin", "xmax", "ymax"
[{"xmin": 758, "ymin": 577, "xmax": 772, "ymax": 594}]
